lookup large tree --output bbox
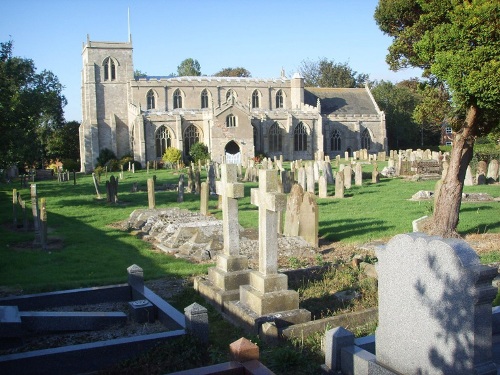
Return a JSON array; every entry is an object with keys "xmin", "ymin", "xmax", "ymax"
[
  {"xmin": 45, "ymin": 120, "xmax": 80, "ymax": 161},
  {"xmin": 177, "ymin": 58, "xmax": 201, "ymax": 76},
  {"xmin": 299, "ymin": 58, "xmax": 369, "ymax": 87},
  {"xmin": 213, "ymin": 67, "xmax": 251, "ymax": 77},
  {"xmin": 0, "ymin": 40, "xmax": 66, "ymax": 169},
  {"xmin": 375, "ymin": 0, "xmax": 500, "ymax": 237}
]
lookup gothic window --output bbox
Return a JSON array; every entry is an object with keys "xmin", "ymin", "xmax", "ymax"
[
  {"xmin": 226, "ymin": 114, "xmax": 236, "ymax": 128},
  {"xmin": 294, "ymin": 122, "xmax": 307, "ymax": 152},
  {"xmin": 201, "ymin": 89, "xmax": 209, "ymax": 109},
  {"xmin": 155, "ymin": 126, "xmax": 172, "ymax": 158},
  {"xmin": 330, "ymin": 129, "xmax": 341, "ymax": 151},
  {"xmin": 103, "ymin": 57, "xmax": 117, "ymax": 81},
  {"xmin": 269, "ymin": 122, "xmax": 282, "ymax": 152},
  {"xmin": 252, "ymin": 90, "xmax": 260, "ymax": 108},
  {"xmin": 184, "ymin": 124, "xmax": 200, "ymax": 155},
  {"xmin": 173, "ymin": 89, "xmax": 182, "ymax": 109},
  {"xmin": 226, "ymin": 89, "xmax": 235, "ymax": 102},
  {"xmin": 361, "ymin": 128, "xmax": 371, "ymax": 150},
  {"xmin": 147, "ymin": 90, "xmax": 156, "ymax": 110},
  {"xmin": 276, "ymin": 90, "xmax": 284, "ymax": 108}
]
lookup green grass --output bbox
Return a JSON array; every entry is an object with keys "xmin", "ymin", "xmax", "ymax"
[{"xmin": 1, "ymin": 165, "xmax": 499, "ymax": 292}]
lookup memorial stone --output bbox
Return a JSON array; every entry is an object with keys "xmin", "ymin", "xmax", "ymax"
[
  {"xmin": 306, "ymin": 163, "xmax": 315, "ymax": 193},
  {"xmin": 200, "ymin": 182, "xmax": 209, "ymax": 215},
  {"xmin": 298, "ymin": 166, "xmax": 306, "ymax": 190},
  {"xmin": 487, "ymin": 159, "xmax": 499, "ymax": 183},
  {"xmin": 318, "ymin": 175, "xmax": 328, "ymax": 198},
  {"xmin": 283, "ymin": 184, "xmax": 304, "ymax": 237},
  {"xmin": 147, "ymin": 178, "xmax": 155, "ymax": 209},
  {"xmin": 343, "ymin": 165, "xmax": 352, "ymax": 189},
  {"xmin": 177, "ymin": 174, "xmax": 185, "ymax": 203},
  {"xmin": 354, "ymin": 163, "xmax": 363, "ymax": 186},
  {"xmin": 464, "ymin": 165, "xmax": 474, "ymax": 186},
  {"xmin": 335, "ymin": 172, "xmax": 344, "ymax": 199},
  {"xmin": 298, "ymin": 192, "xmax": 319, "ymax": 247}
]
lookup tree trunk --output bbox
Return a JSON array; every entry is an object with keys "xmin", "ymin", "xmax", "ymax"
[{"xmin": 431, "ymin": 105, "xmax": 478, "ymax": 238}]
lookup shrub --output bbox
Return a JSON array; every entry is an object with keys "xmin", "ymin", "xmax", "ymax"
[
  {"xmin": 189, "ymin": 142, "xmax": 210, "ymax": 164},
  {"xmin": 61, "ymin": 159, "xmax": 79, "ymax": 172},
  {"xmin": 96, "ymin": 148, "xmax": 117, "ymax": 167},
  {"xmin": 105, "ymin": 159, "xmax": 120, "ymax": 172},
  {"xmin": 162, "ymin": 147, "xmax": 182, "ymax": 164}
]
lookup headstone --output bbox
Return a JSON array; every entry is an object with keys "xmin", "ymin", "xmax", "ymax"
[
  {"xmin": 464, "ymin": 165, "xmax": 474, "ymax": 186},
  {"xmin": 39, "ymin": 197, "xmax": 47, "ymax": 250},
  {"xmin": 313, "ymin": 161, "xmax": 320, "ymax": 182},
  {"xmin": 335, "ymin": 172, "xmax": 344, "ymax": 199},
  {"xmin": 105, "ymin": 176, "xmax": 118, "ymax": 203},
  {"xmin": 318, "ymin": 175, "xmax": 328, "ymax": 198},
  {"xmin": 281, "ymin": 170, "xmax": 292, "ymax": 194},
  {"xmin": 376, "ymin": 233, "xmax": 498, "ymax": 375},
  {"xmin": 92, "ymin": 173, "xmax": 101, "ymax": 199},
  {"xmin": 283, "ymin": 184, "xmax": 304, "ymax": 237},
  {"xmin": 195, "ymin": 169, "xmax": 201, "ymax": 194},
  {"xmin": 31, "ymin": 184, "xmax": 41, "ymax": 246},
  {"xmin": 487, "ymin": 159, "xmax": 499, "ymax": 183},
  {"xmin": 184, "ymin": 302, "xmax": 209, "ymax": 344},
  {"xmin": 343, "ymin": 165, "xmax": 352, "ymax": 189},
  {"xmin": 298, "ymin": 192, "xmax": 319, "ymax": 247},
  {"xmin": 298, "ymin": 166, "xmax": 306, "ymax": 190},
  {"xmin": 177, "ymin": 174, "xmax": 185, "ymax": 202},
  {"xmin": 208, "ymin": 163, "xmax": 216, "ymax": 194},
  {"xmin": 354, "ymin": 163, "xmax": 362, "ymax": 186},
  {"xmin": 188, "ymin": 164, "xmax": 195, "ymax": 193},
  {"xmin": 306, "ymin": 163, "xmax": 315, "ymax": 193},
  {"xmin": 200, "ymin": 182, "xmax": 209, "ymax": 215},
  {"xmin": 323, "ymin": 161, "xmax": 334, "ymax": 184},
  {"xmin": 371, "ymin": 170, "xmax": 380, "ymax": 184},
  {"xmin": 147, "ymin": 178, "xmax": 155, "ymax": 209}
]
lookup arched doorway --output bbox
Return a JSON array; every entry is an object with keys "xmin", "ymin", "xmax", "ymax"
[{"xmin": 225, "ymin": 140, "xmax": 240, "ymax": 164}]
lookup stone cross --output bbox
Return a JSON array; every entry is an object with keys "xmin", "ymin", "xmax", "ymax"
[
  {"xmin": 251, "ymin": 169, "xmax": 287, "ymax": 275},
  {"xmin": 216, "ymin": 164, "xmax": 244, "ymax": 256}
]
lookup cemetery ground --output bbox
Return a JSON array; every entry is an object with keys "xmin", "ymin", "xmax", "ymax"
[{"xmin": 1, "ymin": 164, "xmax": 500, "ymax": 374}]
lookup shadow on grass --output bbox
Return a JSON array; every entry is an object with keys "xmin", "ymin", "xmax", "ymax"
[{"xmin": 320, "ymin": 218, "xmax": 394, "ymax": 242}]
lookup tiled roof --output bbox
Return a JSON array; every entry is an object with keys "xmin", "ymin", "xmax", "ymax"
[{"xmin": 304, "ymin": 87, "xmax": 378, "ymax": 115}]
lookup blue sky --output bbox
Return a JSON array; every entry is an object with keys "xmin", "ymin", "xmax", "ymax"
[{"xmin": 1, "ymin": 0, "xmax": 422, "ymax": 122}]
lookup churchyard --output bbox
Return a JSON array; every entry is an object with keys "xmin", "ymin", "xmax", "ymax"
[{"xmin": 1, "ymin": 156, "xmax": 500, "ymax": 374}]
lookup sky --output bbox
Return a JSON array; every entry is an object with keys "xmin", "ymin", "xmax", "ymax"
[{"xmin": 1, "ymin": 0, "xmax": 423, "ymax": 122}]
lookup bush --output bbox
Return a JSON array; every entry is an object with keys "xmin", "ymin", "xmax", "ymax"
[
  {"xmin": 162, "ymin": 147, "xmax": 182, "ymax": 164},
  {"xmin": 189, "ymin": 142, "xmax": 210, "ymax": 164},
  {"xmin": 62, "ymin": 159, "xmax": 79, "ymax": 172},
  {"xmin": 96, "ymin": 148, "xmax": 117, "ymax": 167},
  {"xmin": 105, "ymin": 159, "xmax": 120, "ymax": 172}
]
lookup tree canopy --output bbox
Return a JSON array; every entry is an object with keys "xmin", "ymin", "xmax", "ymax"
[
  {"xmin": 177, "ymin": 58, "xmax": 201, "ymax": 76},
  {"xmin": 299, "ymin": 58, "xmax": 369, "ymax": 88},
  {"xmin": 213, "ymin": 67, "xmax": 251, "ymax": 77},
  {"xmin": 374, "ymin": 0, "xmax": 500, "ymax": 237},
  {"xmin": 0, "ymin": 40, "xmax": 67, "ymax": 169}
]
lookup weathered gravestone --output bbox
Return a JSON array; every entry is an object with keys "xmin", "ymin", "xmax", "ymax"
[
  {"xmin": 487, "ymin": 159, "xmax": 499, "ymax": 183},
  {"xmin": 354, "ymin": 163, "xmax": 363, "ymax": 186},
  {"xmin": 465, "ymin": 165, "xmax": 474, "ymax": 186},
  {"xmin": 105, "ymin": 176, "xmax": 118, "ymax": 203},
  {"xmin": 343, "ymin": 165, "xmax": 352, "ymax": 189},
  {"xmin": 147, "ymin": 178, "xmax": 155, "ymax": 209},
  {"xmin": 195, "ymin": 164, "xmax": 250, "ymax": 307},
  {"xmin": 283, "ymin": 184, "xmax": 304, "ymax": 237},
  {"xmin": 177, "ymin": 174, "xmax": 185, "ymax": 203},
  {"xmin": 298, "ymin": 166, "xmax": 306, "ymax": 191},
  {"xmin": 200, "ymin": 182, "xmax": 209, "ymax": 216},
  {"xmin": 335, "ymin": 171, "xmax": 345, "ymax": 199},
  {"xmin": 318, "ymin": 175, "xmax": 328, "ymax": 198},
  {"xmin": 376, "ymin": 233, "xmax": 498, "ymax": 374},
  {"xmin": 306, "ymin": 163, "xmax": 315, "ymax": 193},
  {"xmin": 298, "ymin": 192, "xmax": 319, "ymax": 247}
]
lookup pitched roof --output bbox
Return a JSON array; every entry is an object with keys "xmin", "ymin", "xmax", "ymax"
[{"xmin": 304, "ymin": 87, "xmax": 378, "ymax": 116}]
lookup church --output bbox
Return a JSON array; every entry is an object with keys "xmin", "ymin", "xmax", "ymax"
[{"xmin": 79, "ymin": 36, "xmax": 387, "ymax": 172}]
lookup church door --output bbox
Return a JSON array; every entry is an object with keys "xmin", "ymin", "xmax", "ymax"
[{"xmin": 225, "ymin": 141, "xmax": 240, "ymax": 164}]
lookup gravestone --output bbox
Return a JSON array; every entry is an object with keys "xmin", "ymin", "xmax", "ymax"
[
  {"xmin": 31, "ymin": 184, "xmax": 41, "ymax": 246},
  {"xmin": 343, "ymin": 165, "xmax": 352, "ymax": 189},
  {"xmin": 226, "ymin": 169, "xmax": 310, "ymax": 328},
  {"xmin": 306, "ymin": 163, "xmax": 315, "ymax": 193},
  {"xmin": 195, "ymin": 170, "xmax": 201, "ymax": 194},
  {"xmin": 281, "ymin": 170, "xmax": 292, "ymax": 194},
  {"xmin": 147, "ymin": 178, "xmax": 155, "ymax": 209},
  {"xmin": 177, "ymin": 174, "xmax": 185, "ymax": 203},
  {"xmin": 318, "ymin": 175, "xmax": 328, "ymax": 198},
  {"xmin": 376, "ymin": 233, "xmax": 498, "ymax": 374},
  {"xmin": 487, "ymin": 159, "xmax": 499, "ymax": 183},
  {"xmin": 354, "ymin": 163, "xmax": 362, "ymax": 186},
  {"xmin": 464, "ymin": 165, "xmax": 474, "ymax": 186},
  {"xmin": 188, "ymin": 164, "xmax": 195, "ymax": 193},
  {"xmin": 323, "ymin": 161, "xmax": 334, "ymax": 184},
  {"xmin": 283, "ymin": 184, "xmax": 304, "ymax": 237},
  {"xmin": 105, "ymin": 176, "xmax": 118, "ymax": 203},
  {"xmin": 200, "ymin": 182, "xmax": 209, "ymax": 216},
  {"xmin": 195, "ymin": 164, "xmax": 250, "ymax": 308},
  {"xmin": 298, "ymin": 192, "xmax": 319, "ymax": 247},
  {"xmin": 335, "ymin": 172, "xmax": 344, "ymax": 199},
  {"xmin": 39, "ymin": 197, "xmax": 47, "ymax": 250},
  {"xmin": 372, "ymin": 170, "xmax": 380, "ymax": 184},
  {"xmin": 208, "ymin": 163, "xmax": 216, "ymax": 194},
  {"xmin": 298, "ymin": 166, "xmax": 306, "ymax": 190}
]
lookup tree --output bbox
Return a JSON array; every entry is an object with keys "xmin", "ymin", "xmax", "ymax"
[
  {"xmin": 213, "ymin": 67, "xmax": 251, "ymax": 77},
  {"xmin": 188, "ymin": 142, "xmax": 210, "ymax": 164},
  {"xmin": 177, "ymin": 58, "xmax": 201, "ymax": 76},
  {"xmin": 134, "ymin": 69, "xmax": 147, "ymax": 78},
  {"xmin": 299, "ymin": 58, "xmax": 369, "ymax": 87},
  {"xmin": 375, "ymin": 0, "xmax": 500, "ymax": 237},
  {"xmin": 45, "ymin": 120, "xmax": 80, "ymax": 161},
  {"xmin": 0, "ymin": 40, "xmax": 67, "ymax": 169}
]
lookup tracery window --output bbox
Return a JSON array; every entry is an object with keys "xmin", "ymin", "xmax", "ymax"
[
  {"xmin": 330, "ymin": 129, "xmax": 341, "ymax": 151},
  {"xmin": 269, "ymin": 122, "xmax": 282, "ymax": 152},
  {"xmin": 361, "ymin": 129, "xmax": 371, "ymax": 150},
  {"xmin": 201, "ymin": 89, "xmax": 209, "ymax": 109},
  {"xmin": 103, "ymin": 57, "xmax": 116, "ymax": 81},
  {"xmin": 155, "ymin": 126, "xmax": 172, "ymax": 158},
  {"xmin": 252, "ymin": 90, "xmax": 260, "ymax": 108},
  {"xmin": 173, "ymin": 89, "xmax": 183, "ymax": 109},
  {"xmin": 147, "ymin": 90, "xmax": 156, "ymax": 110},
  {"xmin": 184, "ymin": 124, "xmax": 200, "ymax": 155},
  {"xmin": 226, "ymin": 114, "xmax": 236, "ymax": 128},
  {"xmin": 275, "ymin": 90, "xmax": 283, "ymax": 108},
  {"xmin": 294, "ymin": 122, "xmax": 307, "ymax": 152}
]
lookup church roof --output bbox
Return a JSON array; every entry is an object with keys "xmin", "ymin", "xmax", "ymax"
[{"xmin": 304, "ymin": 87, "xmax": 379, "ymax": 116}]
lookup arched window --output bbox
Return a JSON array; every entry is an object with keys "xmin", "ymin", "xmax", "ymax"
[
  {"xmin": 226, "ymin": 89, "xmax": 235, "ymax": 102},
  {"xmin": 330, "ymin": 129, "xmax": 341, "ymax": 151},
  {"xmin": 294, "ymin": 122, "xmax": 307, "ymax": 151},
  {"xmin": 155, "ymin": 126, "xmax": 172, "ymax": 158},
  {"xmin": 361, "ymin": 128, "xmax": 371, "ymax": 150},
  {"xmin": 173, "ymin": 89, "xmax": 182, "ymax": 109},
  {"xmin": 147, "ymin": 90, "xmax": 156, "ymax": 110},
  {"xmin": 226, "ymin": 114, "xmax": 236, "ymax": 128},
  {"xmin": 252, "ymin": 90, "xmax": 260, "ymax": 108},
  {"xmin": 275, "ymin": 90, "xmax": 283, "ymax": 109},
  {"xmin": 201, "ymin": 89, "xmax": 209, "ymax": 109},
  {"xmin": 103, "ymin": 57, "xmax": 117, "ymax": 81},
  {"xmin": 184, "ymin": 124, "xmax": 200, "ymax": 155},
  {"xmin": 269, "ymin": 122, "xmax": 282, "ymax": 152}
]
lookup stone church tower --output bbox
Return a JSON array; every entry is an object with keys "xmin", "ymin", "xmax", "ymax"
[{"xmin": 80, "ymin": 36, "xmax": 386, "ymax": 173}]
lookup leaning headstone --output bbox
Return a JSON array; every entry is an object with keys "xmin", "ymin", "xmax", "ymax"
[
  {"xmin": 208, "ymin": 163, "xmax": 217, "ymax": 194},
  {"xmin": 376, "ymin": 233, "xmax": 498, "ymax": 375},
  {"xmin": 147, "ymin": 178, "xmax": 155, "ymax": 209},
  {"xmin": 200, "ymin": 182, "xmax": 209, "ymax": 216},
  {"xmin": 318, "ymin": 175, "xmax": 328, "ymax": 198},
  {"xmin": 335, "ymin": 172, "xmax": 345, "ymax": 199},
  {"xmin": 298, "ymin": 192, "xmax": 319, "ymax": 247},
  {"xmin": 177, "ymin": 174, "xmax": 185, "ymax": 203},
  {"xmin": 487, "ymin": 159, "xmax": 499, "ymax": 183},
  {"xmin": 283, "ymin": 184, "xmax": 304, "ymax": 237}
]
